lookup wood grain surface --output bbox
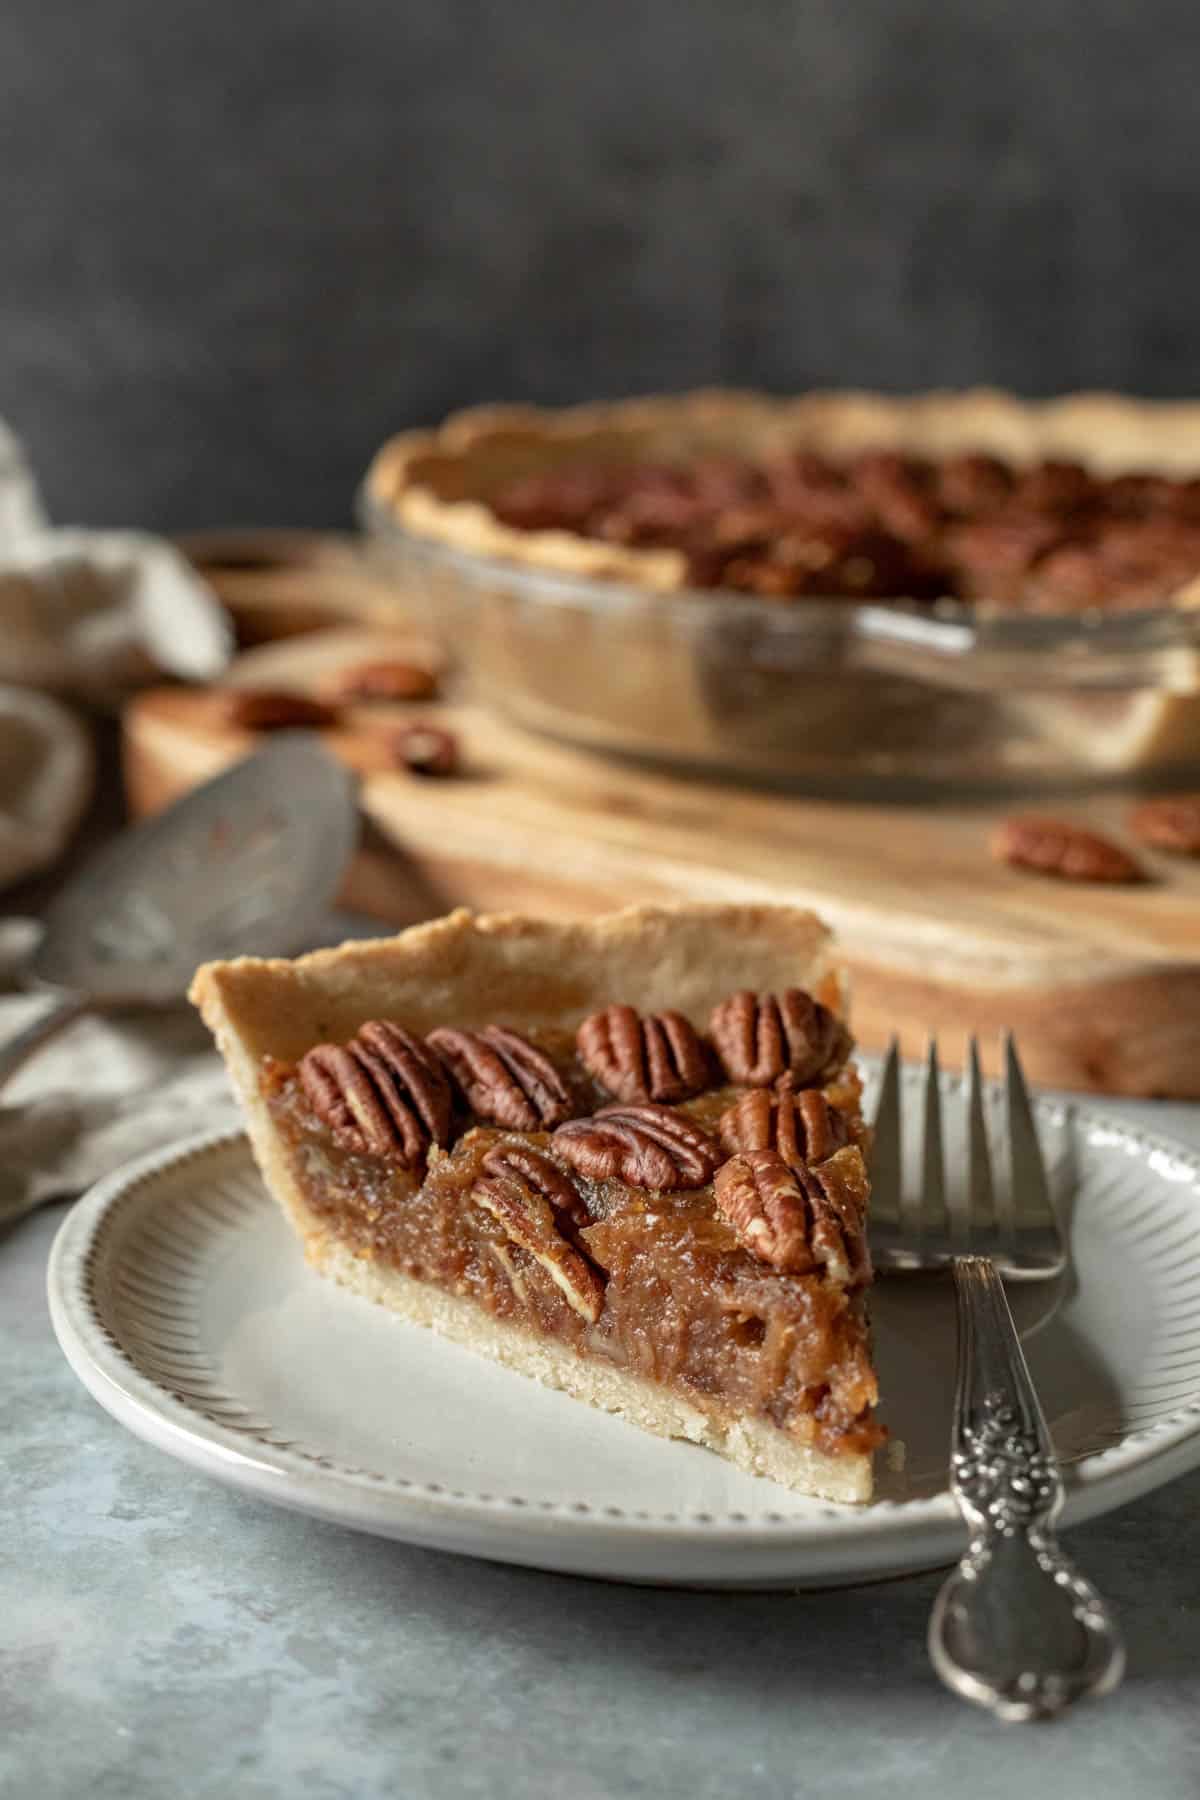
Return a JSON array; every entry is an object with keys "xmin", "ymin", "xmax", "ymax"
[
  {"xmin": 124, "ymin": 625, "xmax": 1200, "ymax": 1099},
  {"xmin": 174, "ymin": 529, "xmax": 403, "ymax": 645}
]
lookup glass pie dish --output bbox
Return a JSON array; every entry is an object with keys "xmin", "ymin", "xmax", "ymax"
[
  {"xmin": 359, "ymin": 389, "xmax": 1200, "ymax": 792},
  {"xmin": 360, "ymin": 489, "xmax": 1200, "ymax": 792}
]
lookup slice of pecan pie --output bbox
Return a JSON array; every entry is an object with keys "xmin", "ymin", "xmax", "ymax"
[{"xmin": 190, "ymin": 903, "xmax": 882, "ymax": 1501}]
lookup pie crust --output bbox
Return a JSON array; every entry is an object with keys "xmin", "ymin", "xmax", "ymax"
[
  {"xmin": 366, "ymin": 388, "xmax": 1200, "ymax": 606},
  {"xmin": 190, "ymin": 902, "xmax": 879, "ymax": 1502}
]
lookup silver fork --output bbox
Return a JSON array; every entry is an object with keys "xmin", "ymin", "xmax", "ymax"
[{"xmin": 871, "ymin": 1035, "xmax": 1125, "ymax": 1722}]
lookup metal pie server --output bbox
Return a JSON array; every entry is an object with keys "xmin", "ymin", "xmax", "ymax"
[{"xmin": 0, "ymin": 734, "xmax": 358, "ymax": 1093}]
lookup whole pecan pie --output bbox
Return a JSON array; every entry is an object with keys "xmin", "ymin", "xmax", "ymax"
[
  {"xmin": 190, "ymin": 903, "xmax": 882, "ymax": 1501},
  {"xmin": 367, "ymin": 390, "xmax": 1200, "ymax": 613}
]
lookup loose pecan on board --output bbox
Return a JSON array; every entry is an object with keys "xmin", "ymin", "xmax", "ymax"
[
  {"xmin": 333, "ymin": 659, "xmax": 439, "ymax": 703},
  {"xmin": 225, "ymin": 688, "xmax": 338, "ymax": 731},
  {"xmin": 1129, "ymin": 794, "xmax": 1200, "ymax": 856},
  {"xmin": 389, "ymin": 723, "xmax": 459, "ymax": 776},
  {"xmin": 991, "ymin": 816, "xmax": 1144, "ymax": 883}
]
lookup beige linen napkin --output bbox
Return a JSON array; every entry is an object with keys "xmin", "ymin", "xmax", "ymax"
[
  {"xmin": 0, "ymin": 687, "xmax": 94, "ymax": 890},
  {"xmin": 0, "ymin": 913, "xmax": 382, "ymax": 1224},
  {"xmin": 0, "ymin": 415, "xmax": 231, "ymax": 891},
  {"xmin": 0, "ymin": 418, "xmax": 242, "ymax": 1213},
  {"xmin": 0, "ymin": 999, "xmax": 240, "ymax": 1221},
  {"xmin": 0, "ymin": 922, "xmax": 238, "ymax": 1222}
]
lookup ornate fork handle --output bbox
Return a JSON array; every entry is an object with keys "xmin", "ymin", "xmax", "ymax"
[{"xmin": 929, "ymin": 1256, "xmax": 1124, "ymax": 1721}]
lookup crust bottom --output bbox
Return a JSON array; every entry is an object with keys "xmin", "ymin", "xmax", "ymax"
[{"xmin": 308, "ymin": 1227, "xmax": 872, "ymax": 1505}]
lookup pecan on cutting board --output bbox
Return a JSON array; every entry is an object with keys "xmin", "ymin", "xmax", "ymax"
[{"xmin": 991, "ymin": 815, "xmax": 1145, "ymax": 883}]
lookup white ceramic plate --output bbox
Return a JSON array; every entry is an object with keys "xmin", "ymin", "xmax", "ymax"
[{"xmin": 48, "ymin": 1068, "xmax": 1200, "ymax": 1588}]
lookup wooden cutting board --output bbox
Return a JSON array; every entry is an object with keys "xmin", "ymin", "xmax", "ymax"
[
  {"xmin": 173, "ymin": 529, "xmax": 403, "ymax": 645},
  {"xmin": 123, "ymin": 626, "xmax": 1200, "ymax": 1099}
]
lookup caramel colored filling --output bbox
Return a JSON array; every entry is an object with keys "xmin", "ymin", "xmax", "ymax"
[
  {"xmin": 486, "ymin": 448, "xmax": 1200, "ymax": 612},
  {"xmin": 264, "ymin": 1029, "xmax": 882, "ymax": 1460}
]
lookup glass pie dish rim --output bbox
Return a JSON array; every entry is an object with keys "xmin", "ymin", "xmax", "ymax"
[{"xmin": 360, "ymin": 483, "xmax": 1200, "ymax": 683}]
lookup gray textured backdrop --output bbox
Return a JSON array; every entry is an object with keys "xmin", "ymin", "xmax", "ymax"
[{"xmin": 3, "ymin": 0, "xmax": 1198, "ymax": 529}]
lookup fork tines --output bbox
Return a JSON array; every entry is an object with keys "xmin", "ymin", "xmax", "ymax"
[{"xmin": 869, "ymin": 1034, "xmax": 1064, "ymax": 1279}]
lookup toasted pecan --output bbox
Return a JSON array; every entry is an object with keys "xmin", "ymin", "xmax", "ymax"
[
  {"xmin": 715, "ymin": 1146, "xmax": 870, "ymax": 1284},
  {"xmin": 389, "ymin": 722, "xmax": 459, "ymax": 776},
  {"xmin": 298, "ymin": 1021, "xmax": 451, "ymax": 1165},
  {"xmin": 473, "ymin": 1143, "xmax": 604, "ymax": 1322},
  {"xmin": 991, "ymin": 815, "xmax": 1144, "ymax": 883},
  {"xmin": 576, "ymin": 1004, "xmax": 710, "ymax": 1105},
  {"xmin": 1129, "ymin": 794, "xmax": 1200, "ymax": 856},
  {"xmin": 709, "ymin": 988, "xmax": 846, "ymax": 1088},
  {"xmin": 718, "ymin": 1087, "xmax": 848, "ymax": 1167},
  {"xmin": 713, "ymin": 1151, "xmax": 816, "ymax": 1274},
  {"xmin": 332, "ymin": 659, "xmax": 439, "ymax": 703},
  {"xmin": 428, "ymin": 1025, "xmax": 573, "ymax": 1130},
  {"xmin": 553, "ymin": 1104, "xmax": 721, "ymax": 1191},
  {"xmin": 225, "ymin": 688, "xmax": 338, "ymax": 731}
]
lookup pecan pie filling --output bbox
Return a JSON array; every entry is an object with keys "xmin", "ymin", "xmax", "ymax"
[
  {"xmin": 262, "ymin": 991, "xmax": 882, "ymax": 1460},
  {"xmin": 486, "ymin": 447, "xmax": 1200, "ymax": 611}
]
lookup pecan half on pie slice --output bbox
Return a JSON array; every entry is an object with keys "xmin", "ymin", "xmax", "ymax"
[{"xmin": 190, "ymin": 903, "xmax": 882, "ymax": 1502}]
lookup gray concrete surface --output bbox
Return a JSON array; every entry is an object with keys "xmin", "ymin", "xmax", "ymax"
[{"xmin": 4, "ymin": 1094, "xmax": 1200, "ymax": 1798}]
